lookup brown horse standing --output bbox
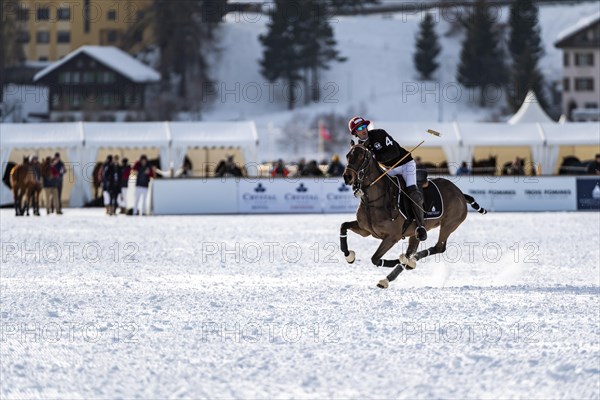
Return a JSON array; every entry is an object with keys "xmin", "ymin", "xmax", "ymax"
[
  {"xmin": 340, "ymin": 144, "xmax": 487, "ymax": 289},
  {"xmin": 10, "ymin": 157, "xmax": 42, "ymax": 216}
]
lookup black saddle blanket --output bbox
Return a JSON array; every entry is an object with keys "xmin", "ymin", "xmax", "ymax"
[{"xmin": 399, "ymin": 179, "xmax": 444, "ymax": 220}]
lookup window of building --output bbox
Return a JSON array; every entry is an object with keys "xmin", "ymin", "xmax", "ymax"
[
  {"xmin": 563, "ymin": 78, "xmax": 570, "ymax": 92},
  {"xmin": 57, "ymin": 31, "xmax": 70, "ymax": 44},
  {"xmin": 17, "ymin": 8, "xmax": 29, "ymax": 21},
  {"xmin": 37, "ymin": 7, "xmax": 50, "ymax": 21},
  {"xmin": 99, "ymin": 71, "xmax": 115, "ymax": 84},
  {"xmin": 38, "ymin": 56, "xmax": 48, "ymax": 62},
  {"xmin": 71, "ymin": 72, "xmax": 81, "ymax": 84},
  {"xmin": 584, "ymin": 102, "xmax": 598, "ymax": 109},
  {"xmin": 52, "ymin": 94, "xmax": 60, "ymax": 107},
  {"xmin": 83, "ymin": 72, "xmax": 95, "ymax": 83},
  {"xmin": 107, "ymin": 30, "xmax": 118, "ymax": 43},
  {"xmin": 575, "ymin": 53, "xmax": 594, "ymax": 66},
  {"xmin": 76, "ymin": 59, "xmax": 84, "ymax": 68},
  {"xmin": 107, "ymin": 10, "xmax": 117, "ymax": 21},
  {"xmin": 71, "ymin": 94, "xmax": 82, "ymax": 108},
  {"xmin": 563, "ymin": 52, "xmax": 569, "ymax": 67},
  {"xmin": 102, "ymin": 94, "xmax": 113, "ymax": 107},
  {"xmin": 59, "ymin": 72, "xmax": 68, "ymax": 83},
  {"xmin": 575, "ymin": 78, "xmax": 594, "ymax": 91},
  {"xmin": 17, "ymin": 31, "xmax": 30, "ymax": 44},
  {"xmin": 36, "ymin": 31, "xmax": 50, "ymax": 44},
  {"xmin": 57, "ymin": 7, "xmax": 71, "ymax": 20}
]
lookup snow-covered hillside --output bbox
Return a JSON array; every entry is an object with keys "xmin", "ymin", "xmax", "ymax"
[{"xmin": 204, "ymin": 2, "xmax": 599, "ymax": 158}]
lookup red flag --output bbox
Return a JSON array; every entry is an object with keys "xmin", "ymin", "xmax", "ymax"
[{"xmin": 319, "ymin": 121, "xmax": 332, "ymax": 142}]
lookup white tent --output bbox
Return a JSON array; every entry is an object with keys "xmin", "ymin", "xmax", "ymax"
[
  {"xmin": 372, "ymin": 122, "xmax": 467, "ymax": 174},
  {"xmin": 539, "ymin": 122, "xmax": 600, "ymax": 174},
  {"xmin": 456, "ymin": 122, "xmax": 557, "ymax": 174},
  {"xmin": 169, "ymin": 121, "xmax": 259, "ymax": 174},
  {"xmin": 508, "ymin": 91, "xmax": 554, "ymax": 125},
  {"xmin": 0, "ymin": 122, "xmax": 86, "ymax": 206}
]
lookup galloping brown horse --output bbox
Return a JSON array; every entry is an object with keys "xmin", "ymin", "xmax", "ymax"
[
  {"xmin": 340, "ymin": 143, "xmax": 487, "ymax": 289},
  {"xmin": 10, "ymin": 157, "xmax": 42, "ymax": 216}
]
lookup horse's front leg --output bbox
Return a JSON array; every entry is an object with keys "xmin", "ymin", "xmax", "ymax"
[
  {"xmin": 340, "ymin": 220, "xmax": 370, "ymax": 263},
  {"xmin": 399, "ymin": 236, "xmax": 419, "ymax": 270},
  {"xmin": 372, "ymin": 236, "xmax": 407, "ymax": 289}
]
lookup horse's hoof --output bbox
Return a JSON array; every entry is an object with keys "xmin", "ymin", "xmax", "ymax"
[
  {"xmin": 399, "ymin": 254, "xmax": 417, "ymax": 270},
  {"xmin": 377, "ymin": 279, "xmax": 389, "ymax": 289},
  {"xmin": 345, "ymin": 250, "xmax": 356, "ymax": 264}
]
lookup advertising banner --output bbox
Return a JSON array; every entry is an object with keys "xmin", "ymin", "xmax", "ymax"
[
  {"xmin": 238, "ymin": 178, "xmax": 322, "ymax": 213},
  {"xmin": 321, "ymin": 178, "xmax": 359, "ymax": 213},
  {"xmin": 576, "ymin": 177, "xmax": 600, "ymax": 210}
]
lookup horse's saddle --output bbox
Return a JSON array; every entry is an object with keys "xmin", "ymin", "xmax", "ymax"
[{"xmin": 388, "ymin": 174, "xmax": 444, "ymax": 221}]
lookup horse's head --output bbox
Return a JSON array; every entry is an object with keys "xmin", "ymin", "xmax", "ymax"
[{"xmin": 343, "ymin": 143, "xmax": 372, "ymax": 187}]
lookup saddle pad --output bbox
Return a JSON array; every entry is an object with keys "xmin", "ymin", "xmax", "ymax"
[{"xmin": 399, "ymin": 179, "xmax": 444, "ymax": 220}]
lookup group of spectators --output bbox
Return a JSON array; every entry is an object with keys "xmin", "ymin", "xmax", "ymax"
[
  {"xmin": 99, "ymin": 154, "xmax": 154, "ymax": 216},
  {"xmin": 270, "ymin": 155, "xmax": 346, "ymax": 178}
]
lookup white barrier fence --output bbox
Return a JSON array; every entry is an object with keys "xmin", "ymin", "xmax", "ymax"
[{"xmin": 151, "ymin": 176, "xmax": 600, "ymax": 214}]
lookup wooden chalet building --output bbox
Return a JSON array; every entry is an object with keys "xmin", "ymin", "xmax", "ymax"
[{"xmin": 33, "ymin": 46, "xmax": 160, "ymax": 122}]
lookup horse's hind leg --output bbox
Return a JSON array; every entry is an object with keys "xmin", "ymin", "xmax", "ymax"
[
  {"xmin": 412, "ymin": 222, "xmax": 459, "ymax": 263},
  {"xmin": 340, "ymin": 220, "xmax": 370, "ymax": 263}
]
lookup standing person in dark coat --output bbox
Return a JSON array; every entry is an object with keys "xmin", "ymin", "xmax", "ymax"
[
  {"xmin": 101, "ymin": 155, "xmax": 113, "ymax": 214},
  {"xmin": 326, "ymin": 154, "xmax": 345, "ymax": 177},
  {"xmin": 132, "ymin": 155, "xmax": 154, "ymax": 215},
  {"xmin": 119, "ymin": 158, "xmax": 131, "ymax": 214},
  {"xmin": 53, "ymin": 153, "xmax": 65, "ymax": 214}
]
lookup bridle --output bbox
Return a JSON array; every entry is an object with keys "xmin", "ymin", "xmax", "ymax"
[{"xmin": 345, "ymin": 144, "xmax": 376, "ymax": 198}]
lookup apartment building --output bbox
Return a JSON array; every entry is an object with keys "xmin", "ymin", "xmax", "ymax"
[
  {"xmin": 15, "ymin": 0, "xmax": 150, "ymax": 62},
  {"xmin": 555, "ymin": 12, "xmax": 600, "ymax": 122}
]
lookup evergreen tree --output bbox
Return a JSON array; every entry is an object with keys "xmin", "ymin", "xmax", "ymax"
[
  {"xmin": 300, "ymin": 0, "xmax": 346, "ymax": 103},
  {"xmin": 0, "ymin": 2, "xmax": 25, "ymax": 100},
  {"xmin": 457, "ymin": 0, "xmax": 508, "ymax": 107},
  {"xmin": 414, "ymin": 13, "xmax": 441, "ymax": 80},
  {"xmin": 508, "ymin": 0, "xmax": 547, "ymax": 112},
  {"xmin": 122, "ymin": 0, "xmax": 226, "ymax": 118},
  {"xmin": 259, "ymin": 0, "xmax": 304, "ymax": 110}
]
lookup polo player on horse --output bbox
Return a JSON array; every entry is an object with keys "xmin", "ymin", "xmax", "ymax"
[{"xmin": 348, "ymin": 116, "xmax": 427, "ymax": 241}]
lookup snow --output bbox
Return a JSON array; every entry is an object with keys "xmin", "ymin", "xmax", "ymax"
[
  {"xmin": 1, "ymin": 210, "xmax": 599, "ymax": 398},
  {"xmin": 33, "ymin": 46, "xmax": 160, "ymax": 83}
]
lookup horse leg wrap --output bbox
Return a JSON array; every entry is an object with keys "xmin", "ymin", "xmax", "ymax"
[
  {"xmin": 378, "ymin": 259, "xmax": 400, "ymax": 268},
  {"xmin": 340, "ymin": 229, "xmax": 349, "ymax": 257},
  {"xmin": 387, "ymin": 264, "xmax": 404, "ymax": 282}
]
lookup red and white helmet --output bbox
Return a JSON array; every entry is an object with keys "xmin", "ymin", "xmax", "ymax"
[{"xmin": 348, "ymin": 116, "xmax": 371, "ymax": 133}]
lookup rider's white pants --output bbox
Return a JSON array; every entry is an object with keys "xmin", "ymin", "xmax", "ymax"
[{"xmin": 388, "ymin": 160, "xmax": 417, "ymax": 187}]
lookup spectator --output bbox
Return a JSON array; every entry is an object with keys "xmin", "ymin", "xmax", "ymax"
[
  {"xmin": 295, "ymin": 158, "xmax": 306, "ymax": 177},
  {"xmin": 301, "ymin": 160, "xmax": 324, "ymax": 177},
  {"xmin": 100, "ymin": 155, "xmax": 113, "ymax": 214},
  {"xmin": 132, "ymin": 155, "xmax": 154, "ymax": 215},
  {"xmin": 505, "ymin": 157, "xmax": 525, "ymax": 176},
  {"xmin": 174, "ymin": 161, "xmax": 193, "ymax": 178},
  {"xmin": 53, "ymin": 152, "xmax": 65, "ymax": 214},
  {"xmin": 271, "ymin": 159, "xmax": 289, "ymax": 177},
  {"xmin": 119, "ymin": 158, "xmax": 131, "ymax": 214},
  {"xmin": 102, "ymin": 155, "xmax": 120, "ymax": 215},
  {"xmin": 42, "ymin": 156, "xmax": 59, "ymax": 215},
  {"xmin": 215, "ymin": 155, "xmax": 243, "ymax": 177},
  {"xmin": 586, "ymin": 154, "xmax": 600, "ymax": 175},
  {"xmin": 326, "ymin": 154, "xmax": 345, "ymax": 177},
  {"xmin": 456, "ymin": 161, "xmax": 472, "ymax": 176}
]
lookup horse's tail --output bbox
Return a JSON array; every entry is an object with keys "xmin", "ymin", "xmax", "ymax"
[{"xmin": 463, "ymin": 193, "xmax": 487, "ymax": 214}]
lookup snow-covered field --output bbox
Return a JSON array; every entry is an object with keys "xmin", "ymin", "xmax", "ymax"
[{"xmin": 1, "ymin": 209, "xmax": 599, "ymax": 398}]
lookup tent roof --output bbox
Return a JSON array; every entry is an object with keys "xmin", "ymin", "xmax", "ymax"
[
  {"xmin": 169, "ymin": 121, "xmax": 259, "ymax": 147},
  {"xmin": 540, "ymin": 122, "xmax": 600, "ymax": 145},
  {"xmin": 83, "ymin": 122, "xmax": 170, "ymax": 147},
  {"xmin": 0, "ymin": 122, "xmax": 83, "ymax": 148},
  {"xmin": 508, "ymin": 91, "xmax": 554, "ymax": 124},
  {"xmin": 370, "ymin": 122, "xmax": 461, "ymax": 146},
  {"xmin": 34, "ymin": 46, "xmax": 160, "ymax": 83},
  {"xmin": 458, "ymin": 122, "xmax": 545, "ymax": 146}
]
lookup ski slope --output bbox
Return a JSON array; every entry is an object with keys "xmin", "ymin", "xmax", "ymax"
[{"xmin": 1, "ymin": 210, "xmax": 598, "ymax": 398}]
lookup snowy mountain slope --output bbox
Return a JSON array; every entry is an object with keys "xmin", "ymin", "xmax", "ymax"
[{"xmin": 204, "ymin": 2, "xmax": 599, "ymax": 159}]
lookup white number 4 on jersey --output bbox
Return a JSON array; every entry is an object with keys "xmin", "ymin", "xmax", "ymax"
[{"xmin": 386, "ymin": 137, "xmax": 393, "ymax": 146}]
